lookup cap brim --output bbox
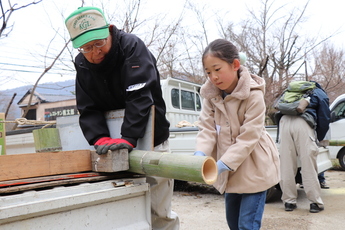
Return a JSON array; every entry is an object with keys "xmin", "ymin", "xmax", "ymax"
[{"xmin": 72, "ymin": 27, "xmax": 109, "ymax": 48}]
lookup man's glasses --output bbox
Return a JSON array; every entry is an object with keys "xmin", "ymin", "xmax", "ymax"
[{"xmin": 78, "ymin": 38, "xmax": 107, "ymax": 54}]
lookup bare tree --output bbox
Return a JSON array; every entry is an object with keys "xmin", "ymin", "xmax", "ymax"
[
  {"xmin": 218, "ymin": 0, "xmax": 340, "ymax": 123},
  {"xmin": 12, "ymin": 37, "xmax": 71, "ymax": 130},
  {"xmin": 99, "ymin": 0, "xmax": 192, "ymax": 80},
  {"xmin": 0, "ymin": 0, "xmax": 43, "ymax": 129},
  {"xmin": 309, "ymin": 42, "xmax": 345, "ymax": 102},
  {"xmin": 0, "ymin": 0, "xmax": 42, "ymax": 37},
  {"xmin": 170, "ymin": 0, "xmax": 217, "ymax": 84},
  {"xmin": 5, "ymin": 0, "xmax": 74, "ymax": 130},
  {"xmin": 3, "ymin": 0, "xmax": 190, "ymax": 127}
]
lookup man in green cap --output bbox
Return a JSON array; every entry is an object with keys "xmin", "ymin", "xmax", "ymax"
[{"xmin": 65, "ymin": 6, "xmax": 179, "ymax": 229}]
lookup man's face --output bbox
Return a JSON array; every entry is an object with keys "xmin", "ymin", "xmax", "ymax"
[{"xmin": 79, "ymin": 35, "xmax": 112, "ymax": 64}]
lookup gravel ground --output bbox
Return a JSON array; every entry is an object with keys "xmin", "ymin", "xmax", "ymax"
[{"xmin": 172, "ymin": 169, "xmax": 345, "ymax": 230}]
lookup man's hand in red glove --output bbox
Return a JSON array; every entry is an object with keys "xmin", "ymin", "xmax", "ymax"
[{"xmin": 94, "ymin": 137, "xmax": 134, "ymax": 155}]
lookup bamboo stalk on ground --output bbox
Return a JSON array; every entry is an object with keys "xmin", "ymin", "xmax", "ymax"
[
  {"xmin": 128, "ymin": 150, "xmax": 217, "ymax": 185},
  {"xmin": 328, "ymin": 140, "xmax": 345, "ymax": 146}
]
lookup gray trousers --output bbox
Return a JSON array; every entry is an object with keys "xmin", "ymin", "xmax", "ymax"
[
  {"xmin": 278, "ymin": 115, "xmax": 323, "ymax": 207},
  {"xmin": 148, "ymin": 140, "xmax": 180, "ymax": 230}
]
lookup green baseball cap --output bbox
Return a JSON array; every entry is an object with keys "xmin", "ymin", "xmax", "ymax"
[{"xmin": 65, "ymin": 6, "xmax": 109, "ymax": 48}]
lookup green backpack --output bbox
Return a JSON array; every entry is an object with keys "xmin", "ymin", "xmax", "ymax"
[{"xmin": 275, "ymin": 81, "xmax": 316, "ymax": 115}]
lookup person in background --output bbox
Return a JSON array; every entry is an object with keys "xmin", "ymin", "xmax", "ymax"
[
  {"xmin": 318, "ymin": 172, "xmax": 329, "ymax": 189},
  {"xmin": 65, "ymin": 6, "xmax": 179, "ymax": 230},
  {"xmin": 194, "ymin": 39, "xmax": 280, "ymax": 230},
  {"xmin": 300, "ymin": 171, "xmax": 330, "ymax": 189},
  {"xmin": 278, "ymin": 81, "xmax": 330, "ymax": 213}
]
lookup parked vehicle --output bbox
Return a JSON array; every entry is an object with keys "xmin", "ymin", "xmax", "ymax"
[
  {"xmin": 160, "ymin": 77, "xmax": 202, "ymax": 128},
  {"xmin": 325, "ymin": 94, "xmax": 345, "ymax": 170}
]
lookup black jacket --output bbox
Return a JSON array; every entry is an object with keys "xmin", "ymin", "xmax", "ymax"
[
  {"xmin": 304, "ymin": 82, "xmax": 330, "ymax": 141},
  {"xmin": 74, "ymin": 26, "xmax": 170, "ymax": 147}
]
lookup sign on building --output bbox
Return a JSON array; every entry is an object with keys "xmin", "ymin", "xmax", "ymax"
[{"xmin": 45, "ymin": 106, "xmax": 78, "ymax": 121}]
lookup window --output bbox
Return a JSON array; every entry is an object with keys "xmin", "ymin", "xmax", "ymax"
[
  {"xmin": 171, "ymin": 88, "xmax": 180, "ymax": 109},
  {"xmin": 171, "ymin": 88, "xmax": 202, "ymax": 111},
  {"xmin": 25, "ymin": 109, "xmax": 36, "ymax": 120},
  {"xmin": 181, "ymin": 90, "xmax": 194, "ymax": 110},
  {"xmin": 333, "ymin": 101, "xmax": 345, "ymax": 121}
]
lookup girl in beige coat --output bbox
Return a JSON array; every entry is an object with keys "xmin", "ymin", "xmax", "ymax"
[{"xmin": 194, "ymin": 39, "xmax": 280, "ymax": 230}]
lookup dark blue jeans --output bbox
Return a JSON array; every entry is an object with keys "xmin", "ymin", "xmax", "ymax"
[
  {"xmin": 318, "ymin": 172, "xmax": 325, "ymax": 183},
  {"xmin": 225, "ymin": 190, "xmax": 267, "ymax": 230}
]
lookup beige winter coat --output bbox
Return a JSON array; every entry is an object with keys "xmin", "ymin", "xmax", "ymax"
[{"xmin": 196, "ymin": 67, "xmax": 280, "ymax": 194}]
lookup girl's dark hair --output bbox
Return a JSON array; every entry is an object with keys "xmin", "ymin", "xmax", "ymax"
[{"xmin": 202, "ymin": 39, "xmax": 239, "ymax": 66}]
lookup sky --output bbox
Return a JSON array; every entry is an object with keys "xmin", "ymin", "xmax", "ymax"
[{"xmin": 0, "ymin": 0, "xmax": 344, "ymax": 91}]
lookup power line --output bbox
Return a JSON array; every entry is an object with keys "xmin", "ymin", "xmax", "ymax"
[
  {"xmin": 1, "ymin": 68, "xmax": 64, "ymax": 74},
  {"xmin": 0, "ymin": 61, "xmax": 74, "ymax": 70},
  {"xmin": 0, "ymin": 68, "xmax": 75, "ymax": 75},
  {"xmin": 0, "ymin": 61, "xmax": 75, "ymax": 75},
  {"xmin": 0, "ymin": 62, "xmax": 44, "ymax": 69}
]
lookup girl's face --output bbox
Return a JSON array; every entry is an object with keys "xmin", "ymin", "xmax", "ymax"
[{"xmin": 204, "ymin": 55, "xmax": 240, "ymax": 94}]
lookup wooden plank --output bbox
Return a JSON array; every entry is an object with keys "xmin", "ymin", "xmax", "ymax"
[
  {"xmin": 0, "ymin": 150, "xmax": 92, "ymax": 182},
  {"xmin": 0, "ymin": 172, "xmax": 141, "ymax": 194},
  {"xmin": 0, "ymin": 172, "xmax": 106, "ymax": 187},
  {"xmin": 0, "ymin": 176, "xmax": 112, "ymax": 194}
]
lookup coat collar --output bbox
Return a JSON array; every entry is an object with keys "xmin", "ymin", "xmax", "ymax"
[{"xmin": 200, "ymin": 66, "xmax": 265, "ymax": 100}]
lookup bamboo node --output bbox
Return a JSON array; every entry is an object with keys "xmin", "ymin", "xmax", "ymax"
[{"xmin": 139, "ymin": 151, "xmax": 149, "ymax": 174}]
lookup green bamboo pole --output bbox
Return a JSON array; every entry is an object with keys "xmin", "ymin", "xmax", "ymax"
[
  {"xmin": 128, "ymin": 150, "xmax": 217, "ymax": 185},
  {"xmin": 328, "ymin": 140, "xmax": 345, "ymax": 146}
]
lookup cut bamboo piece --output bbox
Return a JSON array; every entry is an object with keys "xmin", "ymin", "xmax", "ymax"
[
  {"xmin": 127, "ymin": 150, "xmax": 217, "ymax": 185},
  {"xmin": 32, "ymin": 128, "xmax": 62, "ymax": 152}
]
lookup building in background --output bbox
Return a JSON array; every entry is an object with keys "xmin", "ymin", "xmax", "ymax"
[
  {"xmin": 17, "ymin": 89, "xmax": 76, "ymax": 122},
  {"xmin": 0, "ymin": 80, "xmax": 76, "ymax": 130}
]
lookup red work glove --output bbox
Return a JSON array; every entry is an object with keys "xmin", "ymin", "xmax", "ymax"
[{"xmin": 94, "ymin": 137, "xmax": 134, "ymax": 155}]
